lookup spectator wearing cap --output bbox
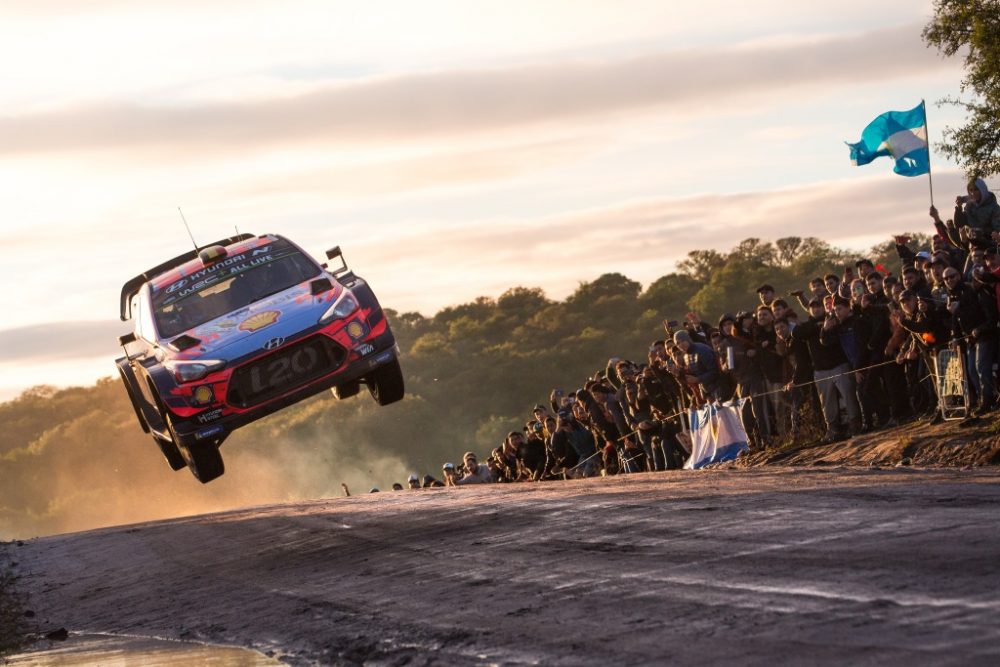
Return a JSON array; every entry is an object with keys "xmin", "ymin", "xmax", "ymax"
[
  {"xmin": 442, "ymin": 462, "xmax": 459, "ymax": 486},
  {"xmin": 406, "ymin": 474, "xmax": 421, "ymax": 490},
  {"xmin": 456, "ymin": 452, "xmax": 493, "ymax": 485},
  {"xmin": 673, "ymin": 330, "xmax": 720, "ymax": 405},
  {"xmin": 757, "ymin": 284, "xmax": 776, "ymax": 307},
  {"xmin": 944, "ymin": 266, "xmax": 998, "ymax": 415}
]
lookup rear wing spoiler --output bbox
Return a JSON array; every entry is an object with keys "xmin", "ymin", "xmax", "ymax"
[{"xmin": 118, "ymin": 233, "xmax": 256, "ymax": 321}]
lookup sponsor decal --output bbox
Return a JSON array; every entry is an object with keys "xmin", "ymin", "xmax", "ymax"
[
  {"xmin": 346, "ymin": 320, "xmax": 367, "ymax": 341},
  {"xmin": 195, "ymin": 407, "xmax": 225, "ymax": 424},
  {"xmin": 263, "ymin": 336, "xmax": 285, "ymax": 350},
  {"xmin": 215, "ymin": 319, "xmax": 238, "ymax": 329},
  {"xmin": 375, "ymin": 350, "xmax": 394, "ymax": 364},
  {"xmin": 192, "ymin": 385, "xmax": 215, "ymax": 405},
  {"xmin": 239, "ymin": 310, "xmax": 281, "ymax": 332},
  {"xmin": 195, "ymin": 424, "xmax": 225, "ymax": 440},
  {"xmin": 356, "ymin": 343, "xmax": 375, "ymax": 356}
]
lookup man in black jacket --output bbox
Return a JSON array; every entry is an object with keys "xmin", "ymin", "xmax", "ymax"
[
  {"xmin": 794, "ymin": 299, "xmax": 862, "ymax": 441},
  {"xmin": 944, "ymin": 268, "xmax": 998, "ymax": 414}
]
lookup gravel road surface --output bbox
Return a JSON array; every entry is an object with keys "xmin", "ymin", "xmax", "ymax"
[{"xmin": 12, "ymin": 467, "xmax": 1000, "ymax": 666}]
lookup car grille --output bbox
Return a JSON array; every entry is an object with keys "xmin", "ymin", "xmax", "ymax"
[{"xmin": 227, "ymin": 336, "xmax": 346, "ymax": 408}]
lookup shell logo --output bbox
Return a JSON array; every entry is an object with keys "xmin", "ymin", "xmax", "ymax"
[
  {"xmin": 346, "ymin": 321, "xmax": 365, "ymax": 340},
  {"xmin": 239, "ymin": 310, "xmax": 281, "ymax": 332}
]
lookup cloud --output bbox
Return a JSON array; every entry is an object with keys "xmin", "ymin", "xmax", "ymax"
[
  {"xmin": 347, "ymin": 170, "xmax": 967, "ymax": 314},
  {"xmin": 0, "ymin": 321, "xmax": 129, "ymax": 362},
  {"xmin": 0, "ymin": 23, "xmax": 948, "ymax": 156}
]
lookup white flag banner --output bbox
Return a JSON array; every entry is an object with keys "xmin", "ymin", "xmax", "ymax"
[{"xmin": 684, "ymin": 399, "xmax": 749, "ymax": 470}]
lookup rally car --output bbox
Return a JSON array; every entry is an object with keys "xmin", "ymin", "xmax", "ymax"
[{"xmin": 115, "ymin": 233, "xmax": 404, "ymax": 483}]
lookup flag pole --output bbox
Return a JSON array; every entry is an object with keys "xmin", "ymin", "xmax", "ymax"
[{"xmin": 922, "ymin": 99, "xmax": 935, "ymax": 207}]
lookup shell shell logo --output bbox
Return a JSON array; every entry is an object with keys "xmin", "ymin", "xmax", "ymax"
[
  {"xmin": 239, "ymin": 310, "xmax": 281, "ymax": 332},
  {"xmin": 346, "ymin": 321, "xmax": 365, "ymax": 340}
]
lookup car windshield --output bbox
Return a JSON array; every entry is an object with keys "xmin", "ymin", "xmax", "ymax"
[{"xmin": 151, "ymin": 239, "xmax": 321, "ymax": 339}]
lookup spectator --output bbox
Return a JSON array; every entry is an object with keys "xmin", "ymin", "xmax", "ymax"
[
  {"xmin": 673, "ymin": 330, "xmax": 720, "ymax": 403},
  {"xmin": 757, "ymin": 284, "xmax": 776, "ymax": 308},
  {"xmin": 551, "ymin": 411, "xmax": 599, "ymax": 477},
  {"xmin": 457, "ymin": 452, "xmax": 493, "ymax": 484},
  {"xmin": 442, "ymin": 462, "xmax": 458, "ymax": 486},
  {"xmin": 422, "ymin": 474, "xmax": 445, "ymax": 488},
  {"xmin": 931, "ymin": 177, "xmax": 1000, "ymax": 235},
  {"xmin": 406, "ymin": 474, "xmax": 421, "ymax": 490},
  {"xmin": 794, "ymin": 298, "xmax": 859, "ymax": 442},
  {"xmin": 944, "ymin": 267, "xmax": 998, "ymax": 415},
  {"xmin": 754, "ymin": 305, "xmax": 789, "ymax": 441}
]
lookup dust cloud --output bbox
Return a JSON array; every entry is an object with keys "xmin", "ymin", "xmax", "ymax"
[{"xmin": 0, "ymin": 382, "xmax": 413, "ymax": 539}]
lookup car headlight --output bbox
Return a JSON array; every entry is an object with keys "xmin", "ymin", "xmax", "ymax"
[
  {"xmin": 319, "ymin": 290, "xmax": 359, "ymax": 325},
  {"xmin": 164, "ymin": 359, "xmax": 226, "ymax": 384}
]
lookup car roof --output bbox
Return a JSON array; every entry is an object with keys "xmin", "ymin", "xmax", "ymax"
[
  {"xmin": 149, "ymin": 235, "xmax": 279, "ymax": 292},
  {"xmin": 119, "ymin": 233, "xmax": 262, "ymax": 321}
]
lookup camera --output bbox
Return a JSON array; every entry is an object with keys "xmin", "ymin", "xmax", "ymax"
[{"xmin": 789, "ymin": 289, "xmax": 804, "ymax": 297}]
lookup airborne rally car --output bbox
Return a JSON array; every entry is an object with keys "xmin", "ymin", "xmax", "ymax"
[{"xmin": 115, "ymin": 233, "xmax": 404, "ymax": 483}]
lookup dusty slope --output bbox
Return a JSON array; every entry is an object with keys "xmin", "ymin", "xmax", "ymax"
[
  {"xmin": 736, "ymin": 416, "xmax": 1000, "ymax": 468},
  {"xmin": 10, "ymin": 467, "xmax": 1000, "ymax": 666}
]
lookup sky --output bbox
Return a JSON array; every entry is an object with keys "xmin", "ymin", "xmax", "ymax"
[{"xmin": 0, "ymin": 0, "xmax": 977, "ymax": 399}]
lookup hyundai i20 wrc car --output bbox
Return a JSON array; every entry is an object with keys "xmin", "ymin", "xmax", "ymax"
[{"xmin": 115, "ymin": 233, "xmax": 404, "ymax": 483}]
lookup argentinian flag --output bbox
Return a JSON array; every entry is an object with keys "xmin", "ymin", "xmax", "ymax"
[
  {"xmin": 846, "ymin": 101, "xmax": 930, "ymax": 177},
  {"xmin": 684, "ymin": 399, "xmax": 749, "ymax": 469}
]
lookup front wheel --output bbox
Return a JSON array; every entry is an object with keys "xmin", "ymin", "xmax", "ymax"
[
  {"xmin": 367, "ymin": 358, "xmax": 405, "ymax": 406},
  {"xmin": 179, "ymin": 440, "xmax": 225, "ymax": 484},
  {"xmin": 154, "ymin": 434, "xmax": 187, "ymax": 471}
]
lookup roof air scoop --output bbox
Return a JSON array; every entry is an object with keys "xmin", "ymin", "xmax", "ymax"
[{"xmin": 198, "ymin": 245, "xmax": 229, "ymax": 267}]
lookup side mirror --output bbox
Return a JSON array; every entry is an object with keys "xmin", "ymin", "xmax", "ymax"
[
  {"xmin": 118, "ymin": 332, "xmax": 137, "ymax": 346},
  {"xmin": 325, "ymin": 246, "xmax": 348, "ymax": 276}
]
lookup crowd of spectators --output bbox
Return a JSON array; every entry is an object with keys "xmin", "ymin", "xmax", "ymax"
[{"xmin": 372, "ymin": 178, "xmax": 1000, "ymax": 490}]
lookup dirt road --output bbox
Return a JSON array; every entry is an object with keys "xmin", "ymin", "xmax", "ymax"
[{"xmin": 12, "ymin": 467, "xmax": 1000, "ymax": 665}]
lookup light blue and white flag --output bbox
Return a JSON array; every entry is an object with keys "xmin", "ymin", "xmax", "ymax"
[
  {"xmin": 846, "ymin": 101, "xmax": 929, "ymax": 177},
  {"xmin": 684, "ymin": 399, "xmax": 749, "ymax": 470}
]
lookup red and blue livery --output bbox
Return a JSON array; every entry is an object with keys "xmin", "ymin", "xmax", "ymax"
[{"xmin": 116, "ymin": 233, "xmax": 404, "ymax": 483}]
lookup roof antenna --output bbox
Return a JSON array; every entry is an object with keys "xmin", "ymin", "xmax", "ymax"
[
  {"xmin": 177, "ymin": 207, "xmax": 199, "ymax": 251},
  {"xmin": 235, "ymin": 224, "xmax": 241, "ymax": 237}
]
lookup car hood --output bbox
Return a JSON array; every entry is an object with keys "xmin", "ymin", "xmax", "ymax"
[{"xmin": 170, "ymin": 281, "xmax": 340, "ymax": 360}]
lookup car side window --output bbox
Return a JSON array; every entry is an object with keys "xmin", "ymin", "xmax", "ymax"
[{"xmin": 136, "ymin": 288, "xmax": 158, "ymax": 343}]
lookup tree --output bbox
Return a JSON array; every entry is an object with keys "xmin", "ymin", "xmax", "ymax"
[{"xmin": 923, "ymin": 1, "xmax": 1000, "ymax": 176}]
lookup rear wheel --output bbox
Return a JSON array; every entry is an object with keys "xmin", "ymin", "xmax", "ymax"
[
  {"xmin": 331, "ymin": 380, "xmax": 361, "ymax": 400},
  {"xmin": 179, "ymin": 440, "xmax": 225, "ymax": 484},
  {"xmin": 367, "ymin": 358, "xmax": 405, "ymax": 406}
]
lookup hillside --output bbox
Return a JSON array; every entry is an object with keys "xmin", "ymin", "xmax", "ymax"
[{"xmin": 0, "ymin": 234, "xmax": 951, "ymax": 539}]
